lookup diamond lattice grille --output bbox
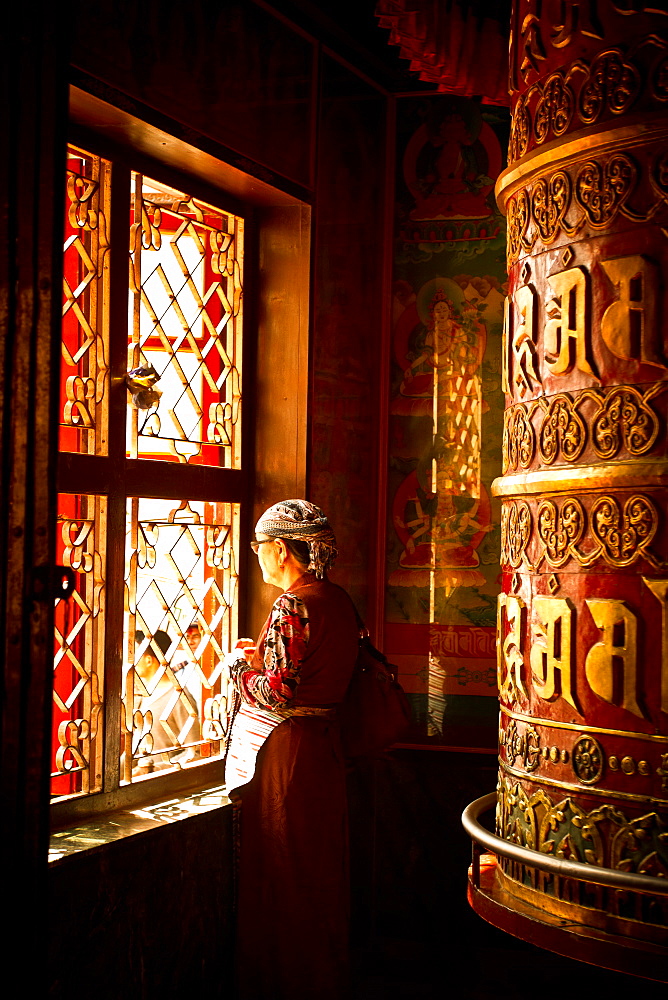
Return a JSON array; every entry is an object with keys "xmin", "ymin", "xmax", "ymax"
[
  {"xmin": 128, "ymin": 178, "xmax": 243, "ymax": 467},
  {"xmin": 54, "ymin": 141, "xmax": 246, "ymax": 809},
  {"xmin": 122, "ymin": 497, "xmax": 238, "ymax": 781}
]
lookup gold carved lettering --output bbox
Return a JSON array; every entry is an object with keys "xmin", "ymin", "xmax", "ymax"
[
  {"xmin": 498, "ymin": 594, "xmax": 528, "ymax": 705},
  {"xmin": 551, "ymin": 1, "xmax": 604, "ymax": 48},
  {"xmin": 512, "ymin": 284, "xmax": 541, "ymax": 396},
  {"xmin": 502, "ymin": 295, "xmax": 511, "ymax": 394},
  {"xmin": 530, "ymin": 596, "xmax": 577, "ymax": 710},
  {"xmin": 544, "ymin": 266, "xmax": 597, "ymax": 380},
  {"xmin": 585, "ymin": 599, "xmax": 641, "ymax": 717},
  {"xmin": 600, "ymin": 255, "xmax": 665, "ymax": 369},
  {"xmin": 520, "ymin": 10, "xmax": 546, "ymax": 82},
  {"xmin": 643, "ymin": 578, "xmax": 668, "ymax": 715}
]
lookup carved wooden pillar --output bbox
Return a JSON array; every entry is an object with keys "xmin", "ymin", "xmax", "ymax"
[{"xmin": 489, "ymin": 0, "xmax": 668, "ymax": 975}]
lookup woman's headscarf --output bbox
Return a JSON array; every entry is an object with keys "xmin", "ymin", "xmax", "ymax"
[{"xmin": 255, "ymin": 499, "xmax": 337, "ymax": 579}]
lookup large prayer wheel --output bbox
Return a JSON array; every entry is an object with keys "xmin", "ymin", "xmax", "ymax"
[{"xmin": 470, "ymin": 1, "xmax": 668, "ymax": 976}]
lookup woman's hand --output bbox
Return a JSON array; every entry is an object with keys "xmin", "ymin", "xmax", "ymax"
[
  {"xmin": 236, "ymin": 638, "xmax": 256, "ymax": 663},
  {"xmin": 229, "ymin": 638, "xmax": 255, "ymax": 666}
]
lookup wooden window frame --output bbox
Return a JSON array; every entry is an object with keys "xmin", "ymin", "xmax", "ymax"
[{"xmin": 52, "ymin": 87, "xmax": 311, "ymax": 829}]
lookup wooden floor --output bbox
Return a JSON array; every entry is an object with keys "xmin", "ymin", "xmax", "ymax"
[
  {"xmin": 351, "ymin": 927, "xmax": 651, "ymax": 999},
  {"xmin": 347, "ymin": 753, "xmax": 654, "ymax": 998}
]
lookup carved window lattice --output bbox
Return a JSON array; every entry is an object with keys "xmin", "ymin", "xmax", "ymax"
[
  {"xmin": 122, "ymin": 498, "xmax": 238, "ymax": 782},
  {"xmin": 128, "ymin": 174, "xmax": 243, "ymax": 467},
  {"xmin": 52, "ymin": 494, "xmax": 107, "ymax": 798},
  {"xmin": 60, "ymin": 147, "xmax": 111, "ymax": 456},
  {"xmin": 54, "ymin": 139, "xmax": 246, "ymax": 809}
]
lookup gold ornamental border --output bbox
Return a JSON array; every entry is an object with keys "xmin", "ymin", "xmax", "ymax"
[
  {"xmin": 493, "ymin": 866, "xmax": 668, "ymax": 946},
  {"xmin": 500, "ymin": 705, "xmax": 668, "ymax": 746},
  {"xmin": 464, "ymin": 791, "xmax": 668, "ymax": 898},
  {"xmin": 500, "ymin": 491, "xmax": 662, "ymax": 571},
  {"xmin": 495, "ymin": 116, "xmax": 668, "ymax": 212},
  {"xmin": 502, "ymin": 386, "xmax": 665, "ymax": 476},
  {"xmin": 499, "ymin": 758, "xmax": 668, "ymax": 808},
  {"xmin": 492, "ymin": 458, "xmax": 668, "ymax": 497}
]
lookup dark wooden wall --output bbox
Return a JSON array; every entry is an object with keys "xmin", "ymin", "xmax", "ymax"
[
  {"xmin": 1, "ymin": 10, "xmax": 67, "ymax": 993},
  {"xmin": 49, "ymin": 808, "xmax": 235, "ymax": 999}
]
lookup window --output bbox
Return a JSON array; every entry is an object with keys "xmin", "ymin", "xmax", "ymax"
[{"xmin": 52, "ymin": 140, "xmax": 246, "ymax": 812}]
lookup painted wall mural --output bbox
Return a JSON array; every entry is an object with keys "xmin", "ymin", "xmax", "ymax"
[{"xmin": 387, "ymin": 96, "xmax": 510, "ymax": 745}]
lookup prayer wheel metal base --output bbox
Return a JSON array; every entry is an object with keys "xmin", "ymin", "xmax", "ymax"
[
  {"xmin": 463, "ymin": 792, "xmax": 668, "ymax": 982},
  {"xmin": 469, "ymin": 862, "xmax": 668, "ymax": 982}
]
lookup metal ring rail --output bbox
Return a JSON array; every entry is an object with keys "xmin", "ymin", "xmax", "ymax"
[{"xmin": 462, "ymin": 791, "xmax": 668, "ymax": 896}]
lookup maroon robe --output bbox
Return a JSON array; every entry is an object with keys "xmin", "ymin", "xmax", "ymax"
[{"xmin": 231, "ymin": 573, "xmax": 358, "ymax": 1000}]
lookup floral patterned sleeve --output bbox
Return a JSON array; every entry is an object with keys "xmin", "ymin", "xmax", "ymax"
[{"xmin": 230, "ymin": 594, "xmax": 309, "ymax": 710}]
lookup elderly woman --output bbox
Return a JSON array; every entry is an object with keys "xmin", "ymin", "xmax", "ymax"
[{"xmin": 225, "ymin": 499, "xmax": 359, "ymax": 1000}]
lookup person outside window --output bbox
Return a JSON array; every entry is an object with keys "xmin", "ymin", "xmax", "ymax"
[{"xmin": 133, "ymin": 629, "xmax": 201, "ymax": 773}]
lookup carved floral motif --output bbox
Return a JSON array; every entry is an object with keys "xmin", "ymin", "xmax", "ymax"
[
  {"xmin": 507, "ymin": 188, "xmax": 534, "ymax": 261},
  {"xmin": 508, "ymin": 45, "xmax": 664, "ymax": 164},
  {"xmin": 537, "ymin": 498, "xmax": 585, "ymax": 567},
  {"xmin": 504, "ymin": 149, "xmax": 668, "ymax": 262},
  {"xmin": 572, "ymin": 735, "xmax": 605, "ymax": 784},
  {"xmin": 533, "ymin": 73, "xmax": 574, "ymax": 142},
  {"xmin": 574, "ymin": 154, "xmax": 636, "ymax": 228},
  {"xmin": 653, "ymin": 56, "xmax": 668, "ymax": 101},
  {"xmin": 611, "ymin": 812, "xmax": 668, "ymax": 879},
  {"xmin": 510, "ymin": 94, "xmax": 530, "ymax": 162},
  {"xmin": 590, "ymin": 494, "xmax": 659, "ymax": 567},
  {"xmin": 497, "ymin": 773, "xmax": 668, "ymax": 878},
  {"xmin": 590, "ymin": 386, "xmax": 661, "ymax": 458},
  {"xmin": 540, "ymin": 796, "xmax": 606, "ymax": 865},
  {"xmin": 651, "ymin": 149, "xmax": 668, "ymax": 201},
  {"xmin": 501, "ymin": 492, "xmax": 661, "ymax": 570},
  {"xmin": 531, "ymin": 171, "xmax": 572, "ymax": 243},
  {"xmin": 503, "ymin": 403, "xmax": 535, "ymax": 471},
  {"xmin": 502, "ymin": 718, "xmax": 541, "ymax": 772},
  {"xmin": 503, "ymin": 386, "xmax": 662, "ymax": 469},
  {"xmin": 538, "ymin": 395, "xmax": 587, "ymax": 465},
  {"xmin": 501, "ymin": 501, "xmax": 532, "ymax": 568},
  {"xmin": 578, "ymin": 50, "xmax": 640, "ymax": 123}
]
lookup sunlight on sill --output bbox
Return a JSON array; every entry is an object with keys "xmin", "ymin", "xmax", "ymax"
[{"xmin": 49, "ymin": 784, "xmax": 230, "ymax": 864}]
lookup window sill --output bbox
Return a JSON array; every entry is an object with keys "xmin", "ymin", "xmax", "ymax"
[{"xmin": 48, "ymin": 782, "xmax": 231, "ymax": 865}]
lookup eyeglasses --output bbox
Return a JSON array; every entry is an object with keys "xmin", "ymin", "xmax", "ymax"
[{"xmin": 250, "ymin": 539, "xmax": 274, "ymax": 554}]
